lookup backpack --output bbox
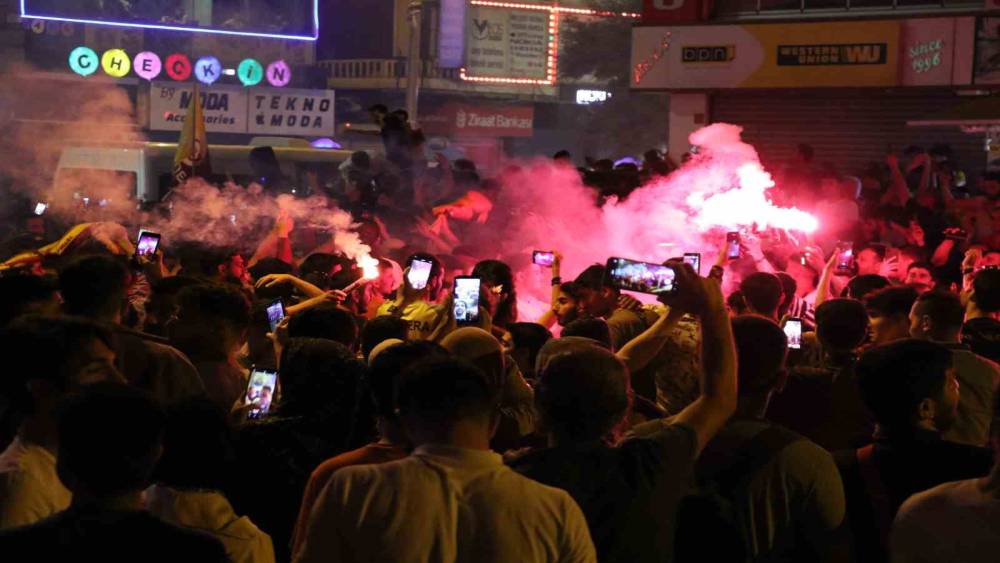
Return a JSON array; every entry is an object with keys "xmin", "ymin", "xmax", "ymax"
[{"xmin": 674, "ymin": 425, "xmax": 801, "ymax": 563}]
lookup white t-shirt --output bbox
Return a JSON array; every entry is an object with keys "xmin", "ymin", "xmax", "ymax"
[
  {"xmin": 0, "ymin": 437, "xmax": 71, "ymax": 530},
  {"xmin": 296, "ymin": 444, "xmax": 596, "ymax": 563},
  {"xmin": 891, "ymin": 477, "xmax": 1000, "ymax": 563}
]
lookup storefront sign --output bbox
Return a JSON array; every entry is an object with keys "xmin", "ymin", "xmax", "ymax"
[
  {"xmin": 464, "ymin": 4, "xmax": 555, "ymax": 84},
  {"xmin": 438, "ymin": 0, "xmax": 467, "ymax": 69},
  {"xmin": 576, "ymin": 89, "xmax": 612, "ymax": 105},
  {"xmin": 67, "ymin": 45, "xmax": 290, "ymax": 86},
  {"xmin": 632, "ymin": 17, "xmax": 974, "ymax": 89},
  {"xmin": 422, "ymin": 104, "xmax": 534, "ymax": 138},
  {"xmin": 248, "ymin": 88, "xmax": 335, "ymax": 136},
  {"xmin": 149, "ymin": 83, "xmax": 335, "ymax": 136},
  {"xmin": 642, "ymin": 0, "xmax": 706, "ymax": 24}
]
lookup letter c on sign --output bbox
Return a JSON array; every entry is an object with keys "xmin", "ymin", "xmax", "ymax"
[
  {"xmin": 652, "ymin": 0, "xmax": 685, "ymax": 9},
  {"xmin": 165, "ymin": 54, "xmax": 192, "ymax": 81}
]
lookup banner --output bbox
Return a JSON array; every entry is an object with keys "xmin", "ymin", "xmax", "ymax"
[
  {"xmin": 173, "ymin": 83, "xmax": 212, "ymax": 184},
  {"xmin": 151, "ymin": 82, "xmax": 249, "ymax": 133},
  {"xmin": 465, "ymin": 5, "xmax": 551, "ymax": 80},
  {"xmin": 421, "ymin": 104, "xmax": 534, "ymax": 137},
  {"xmin": 632, "ymin": 17, "xmax": 974, "ymax": 89},
  {"xmin": 248, "ymin": 88, "xmax": 335, "ymax": 136}
]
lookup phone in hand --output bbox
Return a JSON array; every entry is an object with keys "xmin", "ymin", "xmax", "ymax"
[
  {"xmin": 453, "ymin": 276, "xmax": 481, "ymax": 324},
  {"xmin": 33, "ymin": 202, "xmax": 48, "ymax": 216},
  {"xmin": 407, "ymin": 258, "xmax": 434, "ymax": 290},
  {"xmin": 835, "ymin": 242, "xmax": 854, "ymax": 275},
  {"xmin": 945, "ymin": 228, "xmax": 969, "ymax": 241},
  {"xmin": 726, "ymin": 232, "xmax": 741, "ymax": 260},
  {"xmin": 605, "ymin": 257, "xmax": 678, "ymax": 296},
  {"xmin": 136, "ymin": 230, "xmax": 161, "ymax": 257},
  {"xmin": 533, "ymin": 251, "xmax": 555, "ymax": 267},
  {"xmin": 266, "ymin": 299, "xmax": 285, "ymax": 333},
  {"xmin": 244, "ymin": 367, "xmax": 279, "ymax": 420},
  {"xmin": 683, "ymin": 253, "xmax": 701, "ymax": 275},
  {"xmin": 784, "ymin": 318, "xmax": 803, "ymax": 349}
]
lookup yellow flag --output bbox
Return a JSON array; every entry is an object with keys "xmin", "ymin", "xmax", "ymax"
[{"xmin": 172, "ymin": 82, "xmax": 212, "ymax": 185}]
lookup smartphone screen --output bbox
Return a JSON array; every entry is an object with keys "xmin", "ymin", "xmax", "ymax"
[
  {"xmin": 605, "ymin": 257, "xmax": 678, "ymax": 295},
  {"xmin": 407, "ymin": 258, "xmax": 434, "ymax": 290},
  {"xmin": 245, "ymin": 368, "xmax": 279, "ymax": 420},
  {"xmin": 136, "ymin": 231, "xmax": 161, "ymax": 257},
  {"xmin": 266, "ymin": 299, "xmax": 285, "ymax": 333},
  {"xmin": 453, "ymin": 276, "xmax": 481, "ymax": 324},
  {"xmin": 34, "ymin": 202, "xmax": 48, "ymax": 216},
  {"xmin": 726, "ymin": 232, "xmax": 741, "ymax": 260},
  {"xmin": 784, "ymin": 318, "xmax": 803, "ymax": 349},
  {"xmin": 836, "ymin": 242, "xmax": 854, "ymax": 273},
  {"xmin": 533, "ymin": 251, "xmax": 555, "ymax": 267},
  {"xmin": 683, "ymin": 253, "xmax": 701, "ymax": 275}
]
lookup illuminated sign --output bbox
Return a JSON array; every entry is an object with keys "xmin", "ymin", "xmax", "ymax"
[
  {"xmin": 165, "ymin": 54, "xmax": 192, "ymax": 81},
  {"xmin": 67, "ymin": 47, "xmax": 289, "ymax": 87},
  {"xmin": 681, "ymin": 46, "xmax": 735, "ymax": 63},
  {"xmin": 133, "ymin": 52, "xmax": 162, "ymax": 81},
  {"xmin": 575, "ymin": 89, "xmax": 612, "ymax": 105},
  {"xmin": 266, "ymin": 60, "xmax": 292, "ymax": 87},
  {"xmin": 238, "ymin": 58, "xmax": 264, "ymax": 86},
  {"xmin": 101, "ymin": 48, "xmax": 131, "ymax": 78},
  {"xmin": 21, "ymin": 0, "xmax": 319, "ymax": 42},
  {"xmin": 68, "ymin": 46, "xmax": 98, "ymax": 76},
  {"xmin": 195, "ymin": 56, "xmax": 223, "ymax": 85}
]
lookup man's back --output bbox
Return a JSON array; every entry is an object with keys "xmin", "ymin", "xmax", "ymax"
[
  {"xmin": 296, "ymin": 444, "xmax": 596, "ymax": 563},
  {"xmin": 943, "ymin": 346, "xmax": 1000, "ymax": 446},
  {"xmin": 0, "ymin": 506, "xmax": 228, "ymax": 563},
  {"xmin": 962, "ymin": 317, "xmax": 1000, "ymax": 364},
  {"xmin": 0, "ymin": 437, "xmax": 70, "ymax": 530},
  {"xmin": 696, "ymin": 419, "xmax": 847, "ymax": 563}
]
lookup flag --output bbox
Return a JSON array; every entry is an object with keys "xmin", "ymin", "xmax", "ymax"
[{"xmin": 172, "ymin": 82, "xmax": 212, "ymax": 185}]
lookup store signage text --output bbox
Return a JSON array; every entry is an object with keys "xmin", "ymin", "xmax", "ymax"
[
  {"xmin": 68, "ymin": 46, "xmax": 290, "ymax": 87},
  {"xmin": 909, "ymin": 39, "xmax": 943, "ymax": 74},
  {"xmin": 776, "ymin": 43, "xmax": 887, "ymax": 66}
]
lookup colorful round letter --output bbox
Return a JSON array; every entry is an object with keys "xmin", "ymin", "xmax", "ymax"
[
  {"xmin": 165, "ymin": 54, "xmax": 192, "ymax": 81},
  {"xmin": 101, "ymin": 48, "xmax": 131, "ymax": 78},
  {"xmin": 238, "ymin": 58, "xmax": 264, "ymax": 86},
  {"xmin": 133, "ymin": 51, "xmax": 162, "ymax": 81},
  {"xmin": 266, "ymin": 60, "xmax": 292, "ymax": 87},
  {"xmin": 69, "ymin": 46, "xmax": 99, "ymax": 76},
  {"xmin": 194, "ymin": 56, "xmax": 222, "ymax": 85}
]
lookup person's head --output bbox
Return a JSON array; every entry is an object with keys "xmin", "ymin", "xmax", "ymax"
[
  {"xmin": 287, "ymin": 303, "xmax": 358, "ymax": 349},
  {"xmin": 551, "ymin": 281, "xmax": 582, "ymax": 326},
  {"xmin": 367, "ymin": 341, "xmax": 448, "ymax": 443},
  {"xmin": 0, "ymin": 316, "xmax": 122, "ymax": 442},
  {"xmin": 405, "ymin": 252, "xmax": 445, "ymax": 300},
  {"xmin": 0, "ymin": 274, "xmax": 60, "ymax": 326},
  {"xmin": 971, "ymin": 267, "xmax": 1000, "ymax": 314},
  {"xmin": 785, "ymin": 256, "xmax": 819, "ymax": 298},
  {"xmin": 360, "ymin": 315, "xmax": 409, "ymax": 361},
  {"xmin": 248, "ymin": 258, "xmax": 294, "ymax": 300},
  {"xmin": 471, "ymin": 260, "xmax": 516, "ymax": 328},
  {"xmin": 561, "ymin": 317, "xmax": 613, "ymax": 351},
  {"xmin": 350, "ymin": 150, "xmax": 371, "ymax": 171},
  {"xmin": 896, "ymin": 246, "xmax": 925, "ymax": 282},
  {"xmin": 573, "ymin": 264, "xmax": 618, "ymax": 318},
  {"xmin": 815, "ymin": 299, "xmax": 869, "ymax": 353},
  {"xmin": 143, "ymin": 276, "xmax": 200, "ymax": 337},
  {"xmin": 909, "ymin": 290, "xmax": 964, "ymax": 343},
  {"xmin": 776, "ymin": 272, "xmax": 797, "ymax": 319},
  {"xmin": 214, "ymin": 249, "xmax": 248, "ymax": 286},
  {"xmin": 535, "ymin": 345, "xmax": 630, "ymax": 444},
  {"xmin": 277, "ymin": 338, "xmax": 369, "ymax": 437},
  {"xmin": 732, "ymin": 316, "xmax": 788, "ymax": 409},
  {"xmin": 153, "ymin": 397, "xmax": 235, "ymax": 491},
  {"xmin": 844, "ymin": 274, "xmax": 891, "ymax": 301},
  {"xmin": 865, "ymin": 286, "xmax": 919, "ymax": 345},
  {"xmin": 905, "ymin": 261, "xmax": 936, "ymax": 294},
  {"xmin": 856, "ymin": 244, "xmax": 886, "ymax": 277},
  {"xmin": 856, "ymin": 339, "xmax": 959, "ymax": 435},
  {"xmin": 739, "ymin": 272, "xmax": 784, "ymax": 320},
  {"xmin": 368, "ymin": 103, "xmax": 388, "ymax": 125},
  {"xmin": 553, "ymin": 150, "xmax": 572, "ymax": 164},
  {"xmin": 440, "ymin": 327, "xmax": 505, "ymax": 393},
  {"xmin": 59, "ymin": 255, "xmax": 130, "ymax": 322},
  {"xmin": 505, "ymin": 322, "xmax": 553, "ymax": 379},
  {"xmin": 170, "ymin": 283, "xmax": 251, "ymax": 361},
  {"xmin": 727, "ymin": 290, "xmax": 747, "ymax": 317},
  {"xmin": 373, "ymin": 258, "xmax": 402, "ymax": 296},
  {"xmin": 395, "ymin": 357, "xmax": 498, "ymax": 448},
  {"xmin": 299, "ymin": 252, "xmax": 346, "ymax": 289},
  {"xmin": 56, "ymin": 383, "xmax": 164, "ymax": 501}
]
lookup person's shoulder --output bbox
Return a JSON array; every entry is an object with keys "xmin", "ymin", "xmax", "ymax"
[
  {"xmin": 624, "ymin": 419, "xmax": 698, "ymax": 461},
  {"xmin": 142, "ymin": 515, "xmax": 229, "ymax": 561},
  {"xmin": 895, "ymin": 479, "xmax": 979, "ymax": 524}
]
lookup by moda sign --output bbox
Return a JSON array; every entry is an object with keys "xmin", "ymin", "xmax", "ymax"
[
  {"xmin": 149, "ymin": 82, "xmax": 335, "ymax": 136},
  {"xmin": 423, "ymin": 104, "xmax": 534, "ymax": 137}
]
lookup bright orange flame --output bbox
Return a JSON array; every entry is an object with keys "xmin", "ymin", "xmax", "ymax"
[{"xmin": 358, "ymin": 254, "xmax": 380, "ymax": 280}]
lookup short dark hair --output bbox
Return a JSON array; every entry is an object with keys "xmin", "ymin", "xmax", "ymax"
[
  {"xmin": 558, "ymin": 281, "xmax": 584, "ymax": 301},
  {"xmin": 907, "ymin": 261, "xmax": 934, "ymax": 274},
  {"xmin": 856, "ymin": 339, "xmax": 952, "ymax": 431},
  {"xmin": 288, "ymin": 303, "xmax": 358, "ymax": 348},
  {"xmin": 845, "ymin": 274, "xmax": 891, "ymax": 300},
  {"xmin": 57, "ymin": 383, "xmax": 164, "ymax": 497},
  {"xmin": 857, "ymin": 243, "xmax": 887, "ymax": 261},
  {"xmin": 865, "ymin": 286, "xmax": 918, "ymax": 319},
  {"xmin": 727, "ymin": 290, "xmax": 747, "ymax": 315},
  {"xmin": 59, "ymin": 255, "xmax": 129, "ymax": 319},
  {"xmin": 368, "ymin": 341, "xmax": 448, "ymax": 418},
  {"xmin": 913, "ymin": 291, "xmax": 965, "ymax": 335},
  {"xmin": 153, "ymin": 397, "xmax": 234, "ymax": 490},
  {"xmin": 536, "ymin": 346, "xmax": 629, "ymax": 441},
  {"xmin": 740, "ymin": 272, "xmax": 784, "ymax": 316},
  {"xmin": 472, "ymin": 260, "xmax": 517, "ymax": 327},
  {"xmin": 0, "ymin": 274, "xmax": 58, "ymax": 326},
  {"xmin": 732, "ymin": 315, "xmax": 787, "ymax": 395},
  {"xmin": 815, "ymin": 299, "xmax": 869, "ymax": 351},
  {"xmin": 972, "ymin": 268, "xmax": 1000, "ymax": 313},
  {"xmin": 776, "ymin": 272, "xmax": 797, "ymax": 317},
  {"xmin": 553, "ymin": 150, "xmax": 572, "ymax": 161},
  {"xmin": 368, "ymin": 103, "xmax": 388, "ymax": 114},
  {"xmin": 573, "ymin": 264, "xmax": 611, "ymax": 292},
  {"xmin": 248, "ymin": 259, "xmax": 293, "ymax": 300},
  {"xmin": 562, "ymin": 318, "xmax": 612, "ymax": 350},
  {"xmin": 395, "ymin": 357, "xmax": 497, "ymax": 425},
  {"xmin": 176, "ymin": 283, "xmax": 251, "ymax": 329},
  {"xmin": 507, "ymin": 322, "xmax": 553, "ymax": 372},
  {"xmin": 360, "ymin": 316, "xmax": 409, "ymax": 360}
]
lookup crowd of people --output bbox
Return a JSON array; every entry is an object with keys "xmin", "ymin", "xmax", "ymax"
[{"xmin": 0, "ymin": 124, "xmax": 998, "ymax": 563}]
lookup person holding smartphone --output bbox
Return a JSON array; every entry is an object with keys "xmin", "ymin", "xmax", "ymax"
[{"xmin": 375, "ymin": 253, "xmax": 447, "ymax": 341}]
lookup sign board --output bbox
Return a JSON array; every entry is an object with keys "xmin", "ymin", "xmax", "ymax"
[
  {"xmin": 465, "ymin": 5, "xmax": 551, "ymax": 81},
  {"xmin": 975, "ymin": 17, "xmax": 1000, "ymax": 84},
  {"xmin": 248, "ymin": 88, "xmax": 335, "ymax": 136},
  {"xmin": 633, "ymin": 17, "xmax": 974, "ymax": 90},
  {"xmin": 150, "ymin": 83, "xmax": 335, "ymax": 136},
  {"xmin": 421, "ymin": 104, "xmax": 534, "ymax": 137},
  {"xmin": 438, "ymin": 0, "xmax": 468, "ymax": 68},
  {"xmin": 642, "ymin": 0, "xmax": 706, "ymax": 24}
]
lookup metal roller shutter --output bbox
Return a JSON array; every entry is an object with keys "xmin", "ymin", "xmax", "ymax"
[{"xmin": 710, "ymin": 89, "xmax": 985, "ymax": 176}]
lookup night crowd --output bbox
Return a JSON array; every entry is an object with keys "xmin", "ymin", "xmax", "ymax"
[{"xmin": 0, "ymin": 109, "xmax": 998, "ymax": 563}]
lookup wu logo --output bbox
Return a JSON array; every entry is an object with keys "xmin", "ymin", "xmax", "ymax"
[{"xmin": 845, "ymin": 45, "xmax": 883, "ymax": 63}]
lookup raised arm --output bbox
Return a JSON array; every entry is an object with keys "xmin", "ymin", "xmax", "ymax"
[
  {"xmin": 667, "ymin": 263, "xmax": 738, "ymax": 456},
  {"xmin": 882, "ymin": 154, "xmax": 911, "ymax": 207},
  {"xmin": 616, "ymin": 307, "xmax": 685, "ymax": 374}
]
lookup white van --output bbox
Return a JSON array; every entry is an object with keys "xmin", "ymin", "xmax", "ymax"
[{"xmin": 54, "ymin": 138, "xmax": 353, "ymax": 203}]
